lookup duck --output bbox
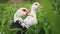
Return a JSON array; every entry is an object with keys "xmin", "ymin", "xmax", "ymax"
[
  {"xmin": 24, "ymin": 2, "xmax": 41, "ymax": 29},
  {"xmin": 11, "ymin": 8, "xmax": 30, "ymax": 30}
]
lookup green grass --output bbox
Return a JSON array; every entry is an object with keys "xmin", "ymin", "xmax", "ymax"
[{"xmin": 0, "ymin": 0, "xmax": 60, "ymax": 34}]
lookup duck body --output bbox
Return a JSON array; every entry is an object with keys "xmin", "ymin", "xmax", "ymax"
[
  {"xmin": 11, "ymin": 8, "xmax": 30, "ymax": 30},
  {"xmin": 24, "ymin": 9, "xmax": 37, "ymax": 28},
  {"xmin": 24, "ymin": 2, "xmax": 40, "ymax": 28}
]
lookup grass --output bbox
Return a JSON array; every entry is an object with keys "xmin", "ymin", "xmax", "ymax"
[{"xmin": 0, "ymin": 0, "xmax": 60, "ymax": 34}]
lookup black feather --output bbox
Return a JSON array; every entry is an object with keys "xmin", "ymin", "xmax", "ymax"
[
  {"xmin": 10, "ymin": 20, "xmax": 27, "ymax": 30},
  {"xmin": 10, "ymin": 20, "xmax": 27, "ymax": 34}
]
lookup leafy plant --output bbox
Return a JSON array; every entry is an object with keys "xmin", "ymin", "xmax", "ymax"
[{"xmin": 0, "ymin": 0, "xmax": 60, "ymax": 34}]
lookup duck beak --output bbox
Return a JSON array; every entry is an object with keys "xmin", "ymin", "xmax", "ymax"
[
  {"xmin": 26, "ymin": 12, "xmax": 33, "ymax": 17},
  {"xmin": 26, "ymin": 10, "xmax": 33, "ymax": 17},
  {"xmin": 26, "ymin": 12, "xmax": 30, "ymax": 16},
  {"xmin": 39, "ymin": 5, "xmax": 42, "ymax": 9}
]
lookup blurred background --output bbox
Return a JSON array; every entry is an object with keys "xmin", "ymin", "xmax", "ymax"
[{"xmin": 0, "ymin": 0, "xmax": 60, "ymax": 34}]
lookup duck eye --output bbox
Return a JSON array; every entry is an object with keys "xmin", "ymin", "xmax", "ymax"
[
  {"xmin": 35, "ymin": 4, "xmax": 37, "ymax": 5},
  {"xmin": 22, "ymin": 9, "xmax": 27, "ymax": 12}
]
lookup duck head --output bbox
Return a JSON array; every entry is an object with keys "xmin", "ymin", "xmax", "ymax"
[
  {"xmin": 31, "ymin": 2, "xmax": 41, "ymax": 10},
  {"xmin": 18, "ymin": 8, "xmax": 30, "ymax": 16}
]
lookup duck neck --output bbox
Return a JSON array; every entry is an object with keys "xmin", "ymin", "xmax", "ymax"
[
  {"xmin": 14, "ymin": 13, "xmax": 22, "ymax": 18},
  {"xmin": 30, "ymin": 8, "xmax": 36, "ymax": 17}
]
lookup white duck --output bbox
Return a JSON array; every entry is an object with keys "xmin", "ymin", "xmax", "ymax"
[
  {"xmin": 14, "ymin": 8, "xmax": 29, "ymax": 23},
  {"xmin": 24, "ymin": 2, "xmax": 41, "ymax": 28},
  {"xmin": 11, "ymin": 8, "xmax": 30, "ymax": 29}
]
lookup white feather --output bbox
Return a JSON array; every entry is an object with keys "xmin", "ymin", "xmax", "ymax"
[
  {"xmin": 24, "ymin": 2, "xmax": 40, "ymax": 28},
  {"xmin": 14, "ymin": 8, "xmax": 29, "ymax": 23}
]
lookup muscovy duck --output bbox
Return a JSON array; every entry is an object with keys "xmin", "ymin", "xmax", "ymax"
[
  {"xmin": 24, "ymin": 2, "xmax": 41, "ymax": 28},
  {"xmin": 11, "ymin": 8, "xmax": 30, "ymax": 30}
]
